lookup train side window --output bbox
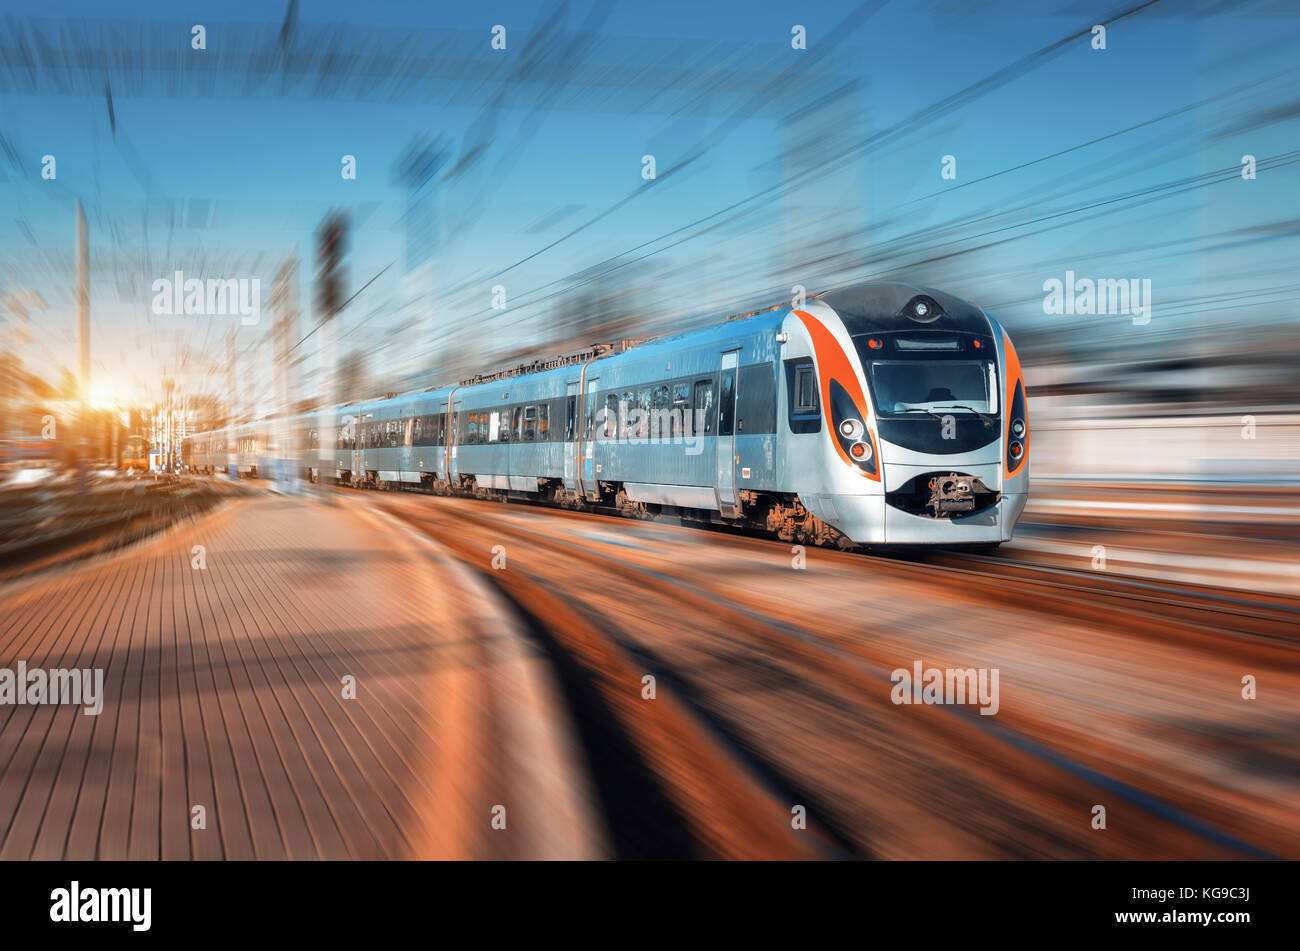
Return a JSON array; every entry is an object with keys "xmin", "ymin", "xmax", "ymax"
[
  {"xmin": 618, "ymin": 392, "xmax": 632, "ymax": 439},
  {"xmin": 794, "ymin": 364, "xmax": 818, "ymax": 414},
  {"xmin": 522, "ymin": 405, "xmax": 537, "ymax": 441},
  {"xmin": 784, "ymin": 360, "xmax": 822, "ymax": 434},
  {"xmin": 599, "ymin": 394, "xmax": 614, "ymax": 438},
  {"xmin": 693, "ymin": 380, "xmax": 714, "ymax": 435},
  {"xmin": 672, "ymin": 383, "xmax": 690, "ymax": 436},
  {"xmin": 637, "ymin": 389, "xmax": 655, "ymax": 439},
  {"xmin": 651, "ymin": 385, "xmax": 670, "ymax": 439},
  {"xmin": 737, "ymin": 364, "xmax": 777, "ymax": 434},
  {"xmin": 505, "ymin": 407, "xmax": 518, "ymax": 443},
  {"xmin": 566, "ymin": 394, "xmax": 577, "ymax": 440},
  {"xmin": 538, "ymin": 403, "xmax": 550, "ymax": 441},
  {"xmin": 718, "ymin": 370, "xmax": 736, "ymax": 436}
]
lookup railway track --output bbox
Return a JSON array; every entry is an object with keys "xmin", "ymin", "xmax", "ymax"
[
  {"xmin": 0, "ymin": 476, "xmax": 234, "ymax": 582},
  {"xmin": 353, "ymin": 488, "xmax": 1294, "ymax": 859},
  {"xmin": 361, "ymin": 494, "xmax": 838, "ymax": 859},
  {"xmin": 502, "ymin": 491, "xmax": 1300, "ymax": 661}
]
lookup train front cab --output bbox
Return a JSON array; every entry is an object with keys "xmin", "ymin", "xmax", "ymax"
[{"xmin": 789, "ymin": 286, "xmax": 1027, "ymax": 546}]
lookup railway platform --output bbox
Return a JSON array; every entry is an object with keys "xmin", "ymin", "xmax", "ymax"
[{"xmin": 0, "ymin": 493, "xmax": 602, "ymax": 859}]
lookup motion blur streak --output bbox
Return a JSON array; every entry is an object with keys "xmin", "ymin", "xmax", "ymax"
[{"xmin": 0, "ymin": 0, "xmax": 1296, "ymax": 859}]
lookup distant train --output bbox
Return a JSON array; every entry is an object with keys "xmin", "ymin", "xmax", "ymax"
[
  {"xmin": 121, "ymin": 434, "xmax": 148, "ymax": 475},
  {"xmin": 182, "ymin": 283, "xmax": 1028, "ymax": 547}
]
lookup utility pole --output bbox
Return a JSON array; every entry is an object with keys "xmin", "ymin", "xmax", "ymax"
[
  {"xmin": 225, "ymin": 327, "xmax": 237, "ymax": 477},
  {"xmin": 316, "ymin": 213, "xmax": 347, "ymax": 486},
  {"xmin": 76, "ymin": 200, "xmax": 89, "ymax": 494},
  {"xmin": 392, "ymin": 137, "xmax": 447, "ymax": 381},
  {"xmin": 271, "ymin": 254, "xmax": 300, "ymax": 489}
]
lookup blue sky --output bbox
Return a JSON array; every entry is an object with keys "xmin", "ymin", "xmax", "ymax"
[{"xmin": 1, "ymin": 0, "xmax": 1297, "ymax": 406}]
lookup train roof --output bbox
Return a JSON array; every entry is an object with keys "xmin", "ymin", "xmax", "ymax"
[
  {"xmin": 815, "ymin": 282, "xmax": 991, "ymax": 336},
  {"xmin": 183, "ymin": 281, "xmax": 992, "ymax": 440}
]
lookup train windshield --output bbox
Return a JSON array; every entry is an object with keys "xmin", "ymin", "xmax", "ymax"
[{"xmin": 866, "ymin": 360, "xmax": 999, "ymax": 417}]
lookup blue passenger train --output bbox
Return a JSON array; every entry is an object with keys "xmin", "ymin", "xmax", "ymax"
[{"xmin": 182, "ymin": 283, "xmax": 1029, "ymax": 547}]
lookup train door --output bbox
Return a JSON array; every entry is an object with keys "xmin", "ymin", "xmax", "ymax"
[
  {"xmin": 448, "ymin": 399, "xmax": 462, "ymax": 484},
  {"xmin": 715, "ymin": 351, "xmax": 739, "ymax": 517},
  {"xmin": 582, "ymin": 376, "xmax": 599, "ymax": 499},
  {"xmin": 399, "ymin": 405, "xmax": 414, "ymax": 478},
  {"xmin": 335, "ymin": 414, "xmax": 353, "ymax": 479},
  {"xmin": 354, "ymin": 414, "xmax": 367, "ymax": 481},
  {"xmin": 563, "ymin": 381, "xmax": 579, "ymax": 494},
  {"xmin": 437, "ymin": 400, "xmax": 450, "ymax": 481}
]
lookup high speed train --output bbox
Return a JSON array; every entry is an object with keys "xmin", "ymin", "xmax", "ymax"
[{"xmin": 183, "ymin": 283, "xmax": 1028, "ymax": 548}]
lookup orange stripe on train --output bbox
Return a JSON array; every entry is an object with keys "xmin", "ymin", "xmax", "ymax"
[
  {"xmin": 1002, "ymin": 330, "xmax": 1027, "ymax": 479},
  {"xmin": 793, "ymin": 310, "xmax": 880, "ymax": 482}
]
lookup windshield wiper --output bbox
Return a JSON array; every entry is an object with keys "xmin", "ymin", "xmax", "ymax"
[
  {"xmin": 898, "ymin": 408, "xmax": 947, "ymax": 423},
  {"xmin": 933, "ymin": 404, "xmax": 995, "ymax": 428}
]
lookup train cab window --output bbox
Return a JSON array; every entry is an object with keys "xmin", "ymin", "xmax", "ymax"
[
  {"xmin": 522, "ymin": 405, "xmax": 538, "ymax": 441},
  {"xmin": 693, "ymin": 380, "xmax": 714, "ymax": 435},
  {"xmin": 718, "ymin": 370, "xmax": 736, "ymax": 436}
]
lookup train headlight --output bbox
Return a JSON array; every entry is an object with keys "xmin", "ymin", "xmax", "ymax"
[
  {"xmin": 1009, "ymin": 440, "xmax": 1024, "ymax": 460},
  {"xmin": 838, "ymin": 418, "xmax": 863, "ymax": 440},
  {"xmin": 1011, "ymin": 419, "xmax": 1025, "ymax": 437},
  {"xmin": 850, "ymin": 440, "xmax": 872, "ymax": 461},
  {"xmin": 901, "ymin": 294, "xmax": 943, "ymax": 323}
]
